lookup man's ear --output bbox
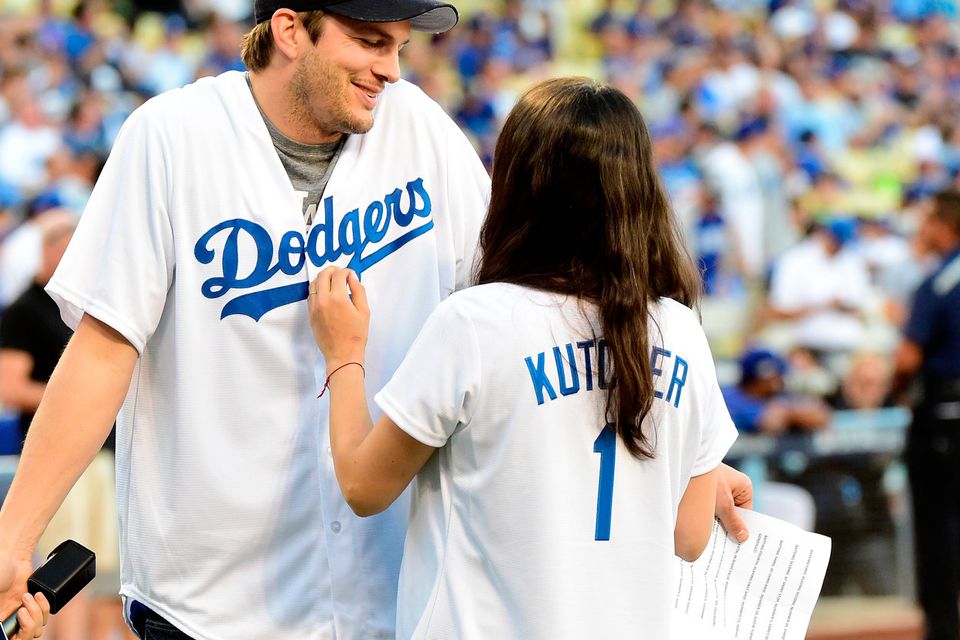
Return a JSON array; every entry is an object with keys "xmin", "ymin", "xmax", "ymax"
[{"xmin": 270, "ymin": 9, "xmax": 302, "ymax": 62}]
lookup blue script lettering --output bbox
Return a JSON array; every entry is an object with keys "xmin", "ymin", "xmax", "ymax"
[
  {"xmin": 194, "ymin": 178, "xmax": 433, "ymax": 321},
  {"xmin": 194, "ymin": 219, "xmax": 280, "ymax": 298}
]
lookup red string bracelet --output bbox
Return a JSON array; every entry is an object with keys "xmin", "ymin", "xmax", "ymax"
[{"xmin": 318, "ymin": 361, "xmax": 365, "ymax": 398}]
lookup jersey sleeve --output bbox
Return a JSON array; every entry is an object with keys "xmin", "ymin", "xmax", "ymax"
[
  {"xmin": 687, "ymin": 317, "xmax": 738, "ymax": 476},
  {"xmin": 45, "ymin": 104, "xmax": 175, "ymax": 354},
  {"xmin": 442, "ymin": 119, "xmax": 489, "ymax": 292},
  {"xmin": 375, "ymin": 297, "xmax": 481, "ymax": 448},
  {"xmin": 692, "ymin": 379, "xmax": 739, "ymax": 476}
]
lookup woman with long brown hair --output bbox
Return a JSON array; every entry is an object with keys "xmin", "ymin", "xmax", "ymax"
[{"xmin": 308, "ymin": 77, "xmax": 737, "ymax": 638}]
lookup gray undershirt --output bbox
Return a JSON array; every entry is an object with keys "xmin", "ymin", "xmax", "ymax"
[{"xmin": 245, "ymin": 73, "xmax": 345, "ymax": 225}]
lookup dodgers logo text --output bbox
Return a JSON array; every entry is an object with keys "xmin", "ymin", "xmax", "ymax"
[{"xmin": 194, "ymin": 178, "xmax": 432, "ymax": 320}]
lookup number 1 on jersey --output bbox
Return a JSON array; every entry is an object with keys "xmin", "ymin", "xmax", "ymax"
[{"xmin": 593, "ymin": 424, "xmax": 616, "ymax": 541}]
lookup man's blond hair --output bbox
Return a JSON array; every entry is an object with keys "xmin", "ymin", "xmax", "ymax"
[{"xmin": 241, "ymin": 11, "xmax": 326, "ymax": 72}]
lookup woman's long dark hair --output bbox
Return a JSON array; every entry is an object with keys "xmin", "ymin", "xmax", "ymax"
[{"xmin": 475, "ymin": 77, "xmax": 700, "ymax": 459}]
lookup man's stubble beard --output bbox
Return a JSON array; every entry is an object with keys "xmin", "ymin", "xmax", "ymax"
[{"xmin": 291, "ymin": 50, "xmax": 374, "ymax": 138}]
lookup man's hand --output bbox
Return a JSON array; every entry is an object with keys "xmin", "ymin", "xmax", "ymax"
[
  {"xmin": 0, "ymin": 550, "xmax": 50, "ymax": 638},
  {"xmin": 715, "ymin": 463, "xmax": 753, "ymax": 543}
]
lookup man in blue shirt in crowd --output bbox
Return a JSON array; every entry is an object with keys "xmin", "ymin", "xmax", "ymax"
[
  {"xmin": 722, "ymin": 348, "xmax": 830, "ymax": 435},
  {"xmin": 896, "ymin": 189, "xmax": 960, "ymax": 640}
]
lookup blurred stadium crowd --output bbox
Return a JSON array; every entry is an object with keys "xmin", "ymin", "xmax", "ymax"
[{"xmin": 1, "ymin": 0, "xmax": 958, "ymax": 610}]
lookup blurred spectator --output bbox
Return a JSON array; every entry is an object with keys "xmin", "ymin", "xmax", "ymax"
[
  {"xmin": 63, "ymin": 92, "xmax": 108, "ymax": 156},
  {"xmin": 453, "ymin": 14, "xmax": 495, "ymax": 86},
  {"xmin": 625, "ymin": 0, "xmax": 657, "ymax": 39},
  {"xmin": 722, "ymin": 347, "xmax": 832, "ymax": 435},
  {"xmin": 905, "ymin": 157, "xmax": 950, "ymax": 205},
  {"xmin": 895, "ymin": 189, "xmax": 960, "ymax": 640},
  {"xmin": 197, "ymin": 13, "xmax": 245, "ymax": 77},
  {"xmin": 653, "ymin": 117, "xmax": 700, "ymax": 235},
  {"xmin": 696, "ymin": 122, "xmax": 766, "ymax": 280},
  {"xmin": 765, "ymin": 218, "xmax": 872, "ymax": 356},
  {"xmin": 817, "ymin": 351, "xmax": 901, "ymax": 596},
  {"xmin": 34, "ymin": 146, "xmax": 102, "ymax": 215},
  {"xmin": 0, "ymin": 97, "xmax": 63, "ymax": 198},
  {"xmin": 588, "ymin": 0, "xmax": 618, "ymax": 35},
  {"xmin": 891, "ymin": 0, "xmax": 958, "ymax": 22},
  {"xmin": 722, "ymin": 347, "xmax": 822, "ymax": 531},
  {"xmin": 0, "ymin": 209, "xmax": 75, "ymax": 446},
  {"xmin": 741, "ymin": 115, "xmax": 797, "ymax": 265},
  {"xmin": 693, "ymin": 187, "xmax": 741, "ymax": 297},
  {"xmin": 0, "ymin": 206, "xmax": 49, "ymax": 310},
  {"xmin": 830, "ymin": 351, "xmax": 895, "ymax": 411},
  {"xmin": 785, "ymin": 344, "xmax": 840, "ymax": 398},
  {"xmin": 725, "ymin": 346, "xmax": 899, "ymax": 595},
  {"xmin": 860, "ymin": 215, "xmax": 925, "ymax": 329},
  {"xmin": 794, "ymin": 129, "xmax": 827, "ymax": 182},
  {"xmin": 456, "ymin": 86, "xmax": 497, "ymax": 155},
  {"xmin": 494, "ymin": 0, "xmax": 553, "ymax": 72}
]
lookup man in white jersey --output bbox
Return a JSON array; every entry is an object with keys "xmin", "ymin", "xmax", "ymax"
[{"xmin": 0, "ymin": 1, "xmax": 490, "ymax": 638}]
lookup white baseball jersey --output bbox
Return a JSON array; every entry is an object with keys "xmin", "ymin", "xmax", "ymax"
[
  {"xmin": 46, "ymin": 71, "xmax": 489, "ymax": 640},
  {"xmin": 375, "ymin": 284, "xmax": 737, "ymax": 639}
]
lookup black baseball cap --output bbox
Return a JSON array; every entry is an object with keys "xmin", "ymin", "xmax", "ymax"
[{"xmin": 254, "ymin": 0, "xmax": 459, "ymax": 33}]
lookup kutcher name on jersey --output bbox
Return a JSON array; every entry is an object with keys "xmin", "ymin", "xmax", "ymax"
[{"xmin": 525, "ymin": 338, "xmax": 689, "ymax": 408}]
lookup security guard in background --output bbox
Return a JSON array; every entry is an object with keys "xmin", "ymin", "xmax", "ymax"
[{"xmin": 895, "ymin": 189, "xmax": 960, "ymax": 640}]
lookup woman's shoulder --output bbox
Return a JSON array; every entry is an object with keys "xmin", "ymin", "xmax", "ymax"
[
  {"xmin": 652, "ymin": 296, "xmax": 699, "ymax": 326},
  {"xmin": 440, "ymin": 283, "xmax": 578, "ymax": 329},
  {"xmin": 447, "ymin": 282, "xmax": 546, "ymax": 305}
]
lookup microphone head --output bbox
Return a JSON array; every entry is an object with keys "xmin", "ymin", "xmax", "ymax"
[{"xmin": 27, "ymin": 540, "xmax": 96, "ymax": 615}]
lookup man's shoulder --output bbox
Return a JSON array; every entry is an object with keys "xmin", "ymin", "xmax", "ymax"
[
  {"xmin": 382, "ymin": 78, "xmax": 435, "ymax": 105},
  {"xmin": 378, "ymin": 79, "xmax": 449, "ymax": 125},
  {"xmin": 134, "ymin": 71, "xmax": 249, "ymax": 126}
]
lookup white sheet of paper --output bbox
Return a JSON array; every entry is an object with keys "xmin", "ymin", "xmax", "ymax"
[{"xmin": 672, "ymin": 508, "xmax": 831, "ymax": 640}]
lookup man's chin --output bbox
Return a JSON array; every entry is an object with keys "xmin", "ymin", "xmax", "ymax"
[{"xmin": 341, "ymin": 112, "xmax": 375, "ymax": 135}]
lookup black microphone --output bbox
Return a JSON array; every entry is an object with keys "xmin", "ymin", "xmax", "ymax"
[{"xmin": 1, "ymin": 540, "xmax": 96, "ymax": 639}]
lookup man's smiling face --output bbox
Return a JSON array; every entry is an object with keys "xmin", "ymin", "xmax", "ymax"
[{"xmin": 291, "ymin": 14, "xmax": 411, "ymax": 137}]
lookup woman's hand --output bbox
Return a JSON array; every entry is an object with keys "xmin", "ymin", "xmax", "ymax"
[
  {"xmin": 715, "ymin": 463, "xmax": 753, "ymax": 543},
  {"xmin": 308, "ymin": 267, "xmax": 370, "ymax": 370}
]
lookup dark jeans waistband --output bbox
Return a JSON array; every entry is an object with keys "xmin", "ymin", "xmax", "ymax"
[{"xmin": 129, "ymin": 600, "xmax": 194, "ymax": 640}]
